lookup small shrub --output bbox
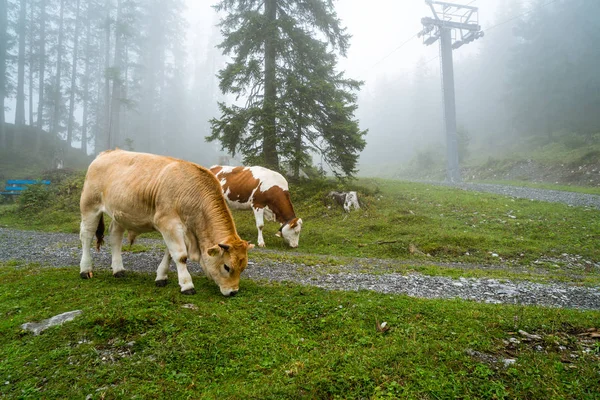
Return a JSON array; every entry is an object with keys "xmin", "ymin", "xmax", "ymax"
[
  {"xmin": 41, "ymin": 168, "xmax": 80, "ymax": 185},
  {"xmin": 17, "ymin": 183, "xmax": 54, "ymax": 212},
  {"xmin": 578, "ymin": 150, "xmax": 600, "ymax": 164}
]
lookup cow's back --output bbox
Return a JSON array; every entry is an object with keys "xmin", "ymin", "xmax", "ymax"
[
  {"xmin": 210, "ymin": 165, "xmax": 288, "ymax": 200},
  {"xmin": 82, "ymin": 149, "xmax": 233, "ymax": 234},
  {"xmin": 82, "ymin": 150, "xmax": 176, "ymax": 215}
]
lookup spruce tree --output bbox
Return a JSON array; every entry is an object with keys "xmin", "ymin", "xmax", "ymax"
[{"xmin": 209, "ymin": 0, "xmax": 366, "ymax": 176}]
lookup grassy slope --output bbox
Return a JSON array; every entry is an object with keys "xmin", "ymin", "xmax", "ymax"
[
  {"xmin": 385, "ymin": 131, "xmax": 600, "ymax": 189},
  {"xmin": 1, "ymin": 265, "xmax": 599, "ymax": 399}
]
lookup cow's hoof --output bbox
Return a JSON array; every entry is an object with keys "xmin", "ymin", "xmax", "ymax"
[
  {"xmin": 113, "ymin": 271, "xmax": 126, "ymax": 278},
  {"xmin": 258, "ymin": 243, "xmax": 266, "ymax": 248},
  {"xmin": 155, "ymin": 279, "xmax": 168, "ymax": 287},
  {"xmin": 181, "ymin": 288, "xmax": 196, "ymax": 295},
  {"xmin": 80, "ymin": 271, "xmax": 93, "ymax": 279}
]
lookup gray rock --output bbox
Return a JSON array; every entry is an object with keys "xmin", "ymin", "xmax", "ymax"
[
  {"xmin": 21, "ymin": 310, "xmax": 83, "ymax": 335},
  {"xmin": 502, "ymin": 358, "xmax": 517, "ymax": 367}
]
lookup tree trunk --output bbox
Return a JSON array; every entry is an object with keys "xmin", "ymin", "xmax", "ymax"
[
  {"xmin": 93, "ymin": 55, "xmax": 106, "ymax": 155},
  {"xmin": 262, "ymin": 0, "xmax": 279, "ymax": 169},
  {"xmin": 144, "ymin": 2, "xmax": 162, "ymax": 154},
  {"xmin": 51, "ymin": 0, "xmax": 65, "ymax": 139},
  {"xmin": 156, "ymin": 48, "xmax": 165, "ymax": 152},
  {"xmin": 14, "ymin": 0, "xmax": 26, "ymax": 127},
  {"xmin": 0, "ymin": 0, "xmax": 6, "ymax": 149},
  {"xmin": 27, "ymin": 0, "xmax": 33, "ymax": 125},
  {"xmin": 294, "ymin": 113, "xmax": 302, "ymax": 179},
  {"xmin": 36, "ymin": 0, "xmax": 46, "ymax": 130},
  {"xmin": 94, "ymin": 35, "xmax": 104, "ymax": 155},
  {"xmin": 81, "ymin": 1, "xmax": 92, "ymax": 156},
  {"xmin": 103, "ymin": 0, "xmax": 111, "ymax": 151},
  {"xmin": 121, "ymin": 42, "xmax": 128, "ymax": 141},
  {"xmin": 109, "ymin": 0, "xmax": 122, "ymax": 149},
  {"xmin": 66, "ymin": 0, "xmax": 81, "ymax": 150},
  {"xmin": 27, "ymin": 3, "xmax": 34, "ymax": 126}
]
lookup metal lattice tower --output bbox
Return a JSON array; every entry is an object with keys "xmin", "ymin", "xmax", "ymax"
[{"xmin": 418, "ymin": 1, "xmax": 484, "ymax": 183}]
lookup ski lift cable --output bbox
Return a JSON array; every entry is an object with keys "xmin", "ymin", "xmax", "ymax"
[
  {"xmin": 363, "ymin": 33, "xmax": 419, "ymax": 74},
  {"xmin": 485, "ymin": 0, "xmax": 560, "ymax": 32}
]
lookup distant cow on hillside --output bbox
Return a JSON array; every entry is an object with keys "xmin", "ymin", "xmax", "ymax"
[
  {"xmin": 210, "ymin": 165, "xmax": 303, "ymax": 248},
  {"xmin": 328, "ymin": 191, "xmax": 360, "ymax": 212}
]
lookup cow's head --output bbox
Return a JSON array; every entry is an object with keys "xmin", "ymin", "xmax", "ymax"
[
  {"xmin": 276, "ymin": 217, "xmax": 302, "ymax": 248},
  {"xmin": 203, "ymin": 239, "xmax": 254, "ymax": 296}
]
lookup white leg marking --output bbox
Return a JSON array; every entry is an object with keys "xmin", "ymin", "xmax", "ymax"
[
  {"xmin": 156, "ymin": 249, "xmax": 171, "ymax": 282},
  {"xmin": 253, "ymin": 207, "xmax": 266, "ymax": 247},
  {"xmin": 109, "ymin": 221, "xmax": 126, "ymax": 275},
  {"xmin": 161, "ymin": 226, "xmax": 194, "ymax": 292},
  {"xmin": 79, "ymin": 214, "xmax": 100, "ymax": 274}
]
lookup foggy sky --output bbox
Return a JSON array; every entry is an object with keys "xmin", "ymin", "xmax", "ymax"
[
  {"xmin": 185, "ymin": 0, "xmax": 508, "ymax": 173},
  {"xmin": 186, "ymin": 0, "xmax": 504, "ymax": 81},
  {"xmin": 3, "ymin": 0, "xmax": 527, "ymax": 174}
]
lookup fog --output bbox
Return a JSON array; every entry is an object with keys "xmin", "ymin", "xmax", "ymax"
[
  {"xmin": 3, "ymin": 0, "xmax": 598, "ymax": 177},
  {"xmin": 186, "ymin": 0, "xmax": 555, "ymax": 174}
]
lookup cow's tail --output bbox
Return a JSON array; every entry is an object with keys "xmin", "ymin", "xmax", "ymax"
[
  {"xmin": 127, "ymin": 231, "xmax": 138, "ymax": 248},
  {"xmin": 95, "ymin": 214, "xmax": 105, "ymax": 251}
]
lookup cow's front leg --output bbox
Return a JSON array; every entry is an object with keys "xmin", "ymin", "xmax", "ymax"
[
  {"xmin": 252, "ymin": 207, "xmax": 266, "ymax": 247},
  {"xmin": 160, "ymin": 226, "xmax": 195, "ymax": 294},
  {"xmin": 155, "ymin": 249, "xmax": 171, "ymax": 287},
  {"xmin": 109, "ymin": 221, "xmax": 126, "ymax": 277}
]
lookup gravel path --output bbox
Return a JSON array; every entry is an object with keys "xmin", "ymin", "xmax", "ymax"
[
  {"xmin": 1, "ymin": 224, "xmax": 599, "ymax": 310},
  {"xmin": 2, "ymin": 182, "xmax": 600, "ymax": 310},
  {"xmin": 433, "ymin": 181, "xmax": 600, "ymax": 209}
]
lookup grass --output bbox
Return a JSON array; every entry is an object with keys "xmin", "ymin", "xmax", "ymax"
[
  {"xmin": 2, "ymin": 175, "xmax": 600, "ymax": 280},
  {"xmin": 1, "ymin": 264, "xmax": 599, "ymax": 399}
]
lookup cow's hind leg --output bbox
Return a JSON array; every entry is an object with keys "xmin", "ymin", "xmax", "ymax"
[
  {"xmin": 109, "ymin": 221, "xmax": 126, "ymax": 277},
  {"xmin": 160, "ymin": 225, "xmax": 195, "ymax": 294},
  {"xmin": 155, "ymin": 249, "xmax": 171, "ymax": 287},
  {"xmin": 80, "ymin": 211, "xmax": 103, "ymax": 279},
  {"xmin": 253, "ymin": 207, "xmax": 266, "ymax": 247}
]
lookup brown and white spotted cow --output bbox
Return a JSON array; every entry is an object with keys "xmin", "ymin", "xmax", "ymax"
[
  {"xmin": 210, "ymin": 165, "xmax": 302, "ymax": 248},
  {"xmin": 79, "ymin": 149, "xmax": 254, "ymax": 296}
]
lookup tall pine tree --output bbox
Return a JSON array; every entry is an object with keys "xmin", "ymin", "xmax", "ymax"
[
  {"xmin": 0, "ymin": 0, "xmax": 6, "ymax": 148},
  {"xmin": 209, "ymin": 0, "xmax": 366, "ymax": 176}
]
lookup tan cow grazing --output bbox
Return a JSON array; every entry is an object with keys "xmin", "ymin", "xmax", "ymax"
[
  {"xmin": 79, "ymin": 149, "xmax": 254, "ymax": 296},
  {"xmin": 210, "ymin": 165, "xmax": 302, "ymax": 248}
]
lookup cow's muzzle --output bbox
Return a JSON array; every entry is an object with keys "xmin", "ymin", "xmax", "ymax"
[{"xmin": 220, "ymin": 287, "xmax": 239, "ymax": 296}]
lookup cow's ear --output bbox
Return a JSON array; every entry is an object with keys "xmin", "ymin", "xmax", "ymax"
[
  {"xmin": 218, "ymin": 243, "xmax": 230, "ymax": 252},
  {"xmin": 207, "ymin": 245, "xmax": 223, "ymax": 257}
]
